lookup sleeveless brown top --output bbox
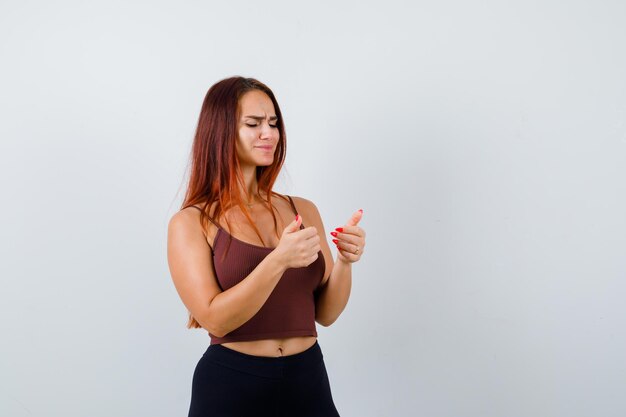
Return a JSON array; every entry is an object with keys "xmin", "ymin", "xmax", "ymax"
[{"xmin": 189, "ymin": 195, "xmax": 325, "ymax": 344}]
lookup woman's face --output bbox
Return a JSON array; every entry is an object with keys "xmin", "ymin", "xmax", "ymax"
[{"xmin": 236, "ymin": 90, "xmax": 279, "ymax": 168}]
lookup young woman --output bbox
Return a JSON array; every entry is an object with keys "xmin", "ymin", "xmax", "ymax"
[{"xmin": 167, "ymin": 76, "xmax": 366, "ymax": 417}]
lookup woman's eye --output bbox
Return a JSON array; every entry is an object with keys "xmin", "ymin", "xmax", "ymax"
[{"xmin": 246, "ymin": 123, "xmax": 278, "ymax": 128}]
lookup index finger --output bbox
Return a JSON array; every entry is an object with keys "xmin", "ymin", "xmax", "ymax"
[{"xmin": 336, "ymin": 225, "xmax": 363, "ymax": 237}]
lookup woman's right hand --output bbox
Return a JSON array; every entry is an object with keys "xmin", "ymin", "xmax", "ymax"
[{"xmin": 273, "ymin": 215, "xmax": 321, "ymax": 269}]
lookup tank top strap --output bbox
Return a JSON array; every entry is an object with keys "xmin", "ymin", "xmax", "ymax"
[
  {"xmin": 186, "ymin": 205, "xmax": 222, "ymax": 230},
  {"xmin": 285, "ymin": 195, "xmax": 305, "ymax": 230}
]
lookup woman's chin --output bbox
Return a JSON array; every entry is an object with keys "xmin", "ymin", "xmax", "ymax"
[{"xmin": 256, "ymin": 158, "xmax": 275, "ymax": 166}]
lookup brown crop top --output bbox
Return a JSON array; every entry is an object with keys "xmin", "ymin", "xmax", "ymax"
[{"xmin": 188, "ymin": 195, "xmax": 325, "ymax": 345}]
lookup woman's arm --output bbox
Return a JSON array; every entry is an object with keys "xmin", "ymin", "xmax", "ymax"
[
  {"xmin": 167, "ymin": 209, "xmax": 319, "ymax": 337},
  {"xmin": 315, "ymin": 257, "xmax": 352, "ymax": 327},
  {"xmin": 167, "ymin": 208, "xmax": 288, "ymax": 337},
  {"xmin": 294, "ymin": 198, "xmax": 353, "ymax": 327}
]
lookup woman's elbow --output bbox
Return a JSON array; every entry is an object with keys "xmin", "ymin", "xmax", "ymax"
[
  {"xmin": 196, "ymin": 310, "xmax": 227, "ymax": 337},
  {"xmin": 315, "ymin": 316, "xmax": 336, "ymax": 327}
]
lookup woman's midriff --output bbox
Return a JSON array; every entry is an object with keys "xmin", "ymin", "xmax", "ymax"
[{"xmin": 220, "ymin": 336, "xmax": 318, "ymax": 357}]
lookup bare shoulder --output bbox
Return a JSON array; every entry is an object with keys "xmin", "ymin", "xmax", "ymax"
[
  {"xmin": 169, "ymin": 206, "xmax": 206, "ymax": 236},
  {"xmin": 167, "ymin": 207, "xmax": 209, "ymax": 252},
  {"xmin": 284, "ymin": 195, "xmax": 327, "ymax": 226},
  {"xmin": 286, "ymin": 195, "xmax": 318, "ymax": 215},
  {"xmin": 169, "ymin": 204, "xmax": 224, "ymax": 247}
]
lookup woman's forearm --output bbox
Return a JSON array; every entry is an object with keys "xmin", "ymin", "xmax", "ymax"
[
  {"xmin": 315, "ymin": 257, "xmax": 352, "ymax": 326},
  {"xmin": 204, "ymin": 251, "xmax": 287, "ymax": 337}
]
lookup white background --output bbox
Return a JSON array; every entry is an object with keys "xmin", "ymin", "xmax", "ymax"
[{"xmin": 1, "ymin": 1, "xmax": 625, "ymax": 416}]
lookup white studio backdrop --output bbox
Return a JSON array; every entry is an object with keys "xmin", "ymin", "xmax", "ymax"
[{"xmin": 1, "ymin": 0, "xmax": 625, "ymax": 416}]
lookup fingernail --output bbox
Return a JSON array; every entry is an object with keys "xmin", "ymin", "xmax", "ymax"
[
  {"xmin": 335, "ymin": 227, "xmax": 343, "ymax": 232},
  {"xmin": 330, "ymin": 231, "xmax": 337, "ymax": 237},
  {"xmin": 332, "ymin": 239, "xmax": 338, "ymax": 244},
  {"xmin": 295, "ymin": 214, "xmax": 299, "ymax": 221},
  {"xmin": 359, "ymin": 209, "xmax": 363, "ymax": 213}
]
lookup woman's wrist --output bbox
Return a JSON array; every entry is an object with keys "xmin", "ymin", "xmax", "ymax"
[
  {"xmin": 266, "ymin": 250, "xmax": 289, "ymax": 275},
  {"xmin": 336, "ymin": 256, "xmax": 352, "ymax": 266}
]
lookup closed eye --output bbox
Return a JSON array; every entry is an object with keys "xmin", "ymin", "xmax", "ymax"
[{"xmin": 246, "ymin": 123, "xmax": 278, "ymax": 128}]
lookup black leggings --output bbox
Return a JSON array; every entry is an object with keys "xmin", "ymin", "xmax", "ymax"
[{"xmin": 188, "ymin": 340, "xmax": 341, "ymax": 417}]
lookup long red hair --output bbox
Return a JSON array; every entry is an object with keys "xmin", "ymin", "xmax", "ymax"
[{"xmin": 179, "ymin": 76, "xmax": 288, "ymax": 329}]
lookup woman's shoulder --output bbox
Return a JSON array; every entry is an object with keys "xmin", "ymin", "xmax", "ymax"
[
  {"xmin": 272, "ymin": 192, "xmax": 309, "ymax": 206},
  {"xmin": 171, "ymin": 203, "xmax": 221, "ymax": 249},
  {"xmin": 173, "ymin": 204, "xmax": 210, "ymax": 224},
  {"xmin": 176, "ymin": 200, "xmax": 219, "ymax": 217},
  {"xmin": 168, "ymin": 206, "xmax": 208, "ymax": 244},
  {"xmin": 171, "ymin": 202, "xmax": 213, "ymax": 226},
  {"xmin": 173, "ymin": 201, "xmax": 223, "ymax": 228},
  {"xmin": 275, "ymin": 193, "xmax": 321, "ymax": 219}
]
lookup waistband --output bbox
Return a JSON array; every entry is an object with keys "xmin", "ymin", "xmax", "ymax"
[{"xmin": 202, "ymin": 340, "xmax": 323, "ymax": 380}]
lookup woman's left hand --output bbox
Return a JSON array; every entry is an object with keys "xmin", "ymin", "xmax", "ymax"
[{"xmin": 330, "ymin": 209, "xmax": 366, "ymax": 264}]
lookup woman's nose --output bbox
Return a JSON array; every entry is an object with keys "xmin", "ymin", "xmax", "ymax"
[{"xmin": 260, "ymin": 122, "xmax": 276, "ymax": 137}]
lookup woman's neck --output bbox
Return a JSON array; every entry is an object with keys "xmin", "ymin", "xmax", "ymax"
[{"xmin": 236, "ymin": 168, "xmax": 270, "ymax": 207}]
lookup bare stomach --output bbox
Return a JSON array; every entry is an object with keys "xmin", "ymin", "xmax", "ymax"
[{"xmin": 221, "ymin": 336, "xmax": 317, "ymax": 357}]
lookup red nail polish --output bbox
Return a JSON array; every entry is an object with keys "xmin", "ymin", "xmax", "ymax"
[
  {"xmin": 335, "ymin": 227, "xmax": 343, "ymax": 232},
  {"xmin": 358, "ymin": 209, "xmax": 363, "ymax": 213},
  {"xmin": 330, "ymin": 231, "xmax": 337, "ymax": 237},
  {"xmin": 332, "ymin": 239, "xmax": 338, "ymax": 244}
]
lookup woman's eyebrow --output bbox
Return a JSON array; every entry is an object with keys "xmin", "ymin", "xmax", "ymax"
[{"xmin": 244, "ymin": 115, "xmax": 278, "ymax": 121}]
